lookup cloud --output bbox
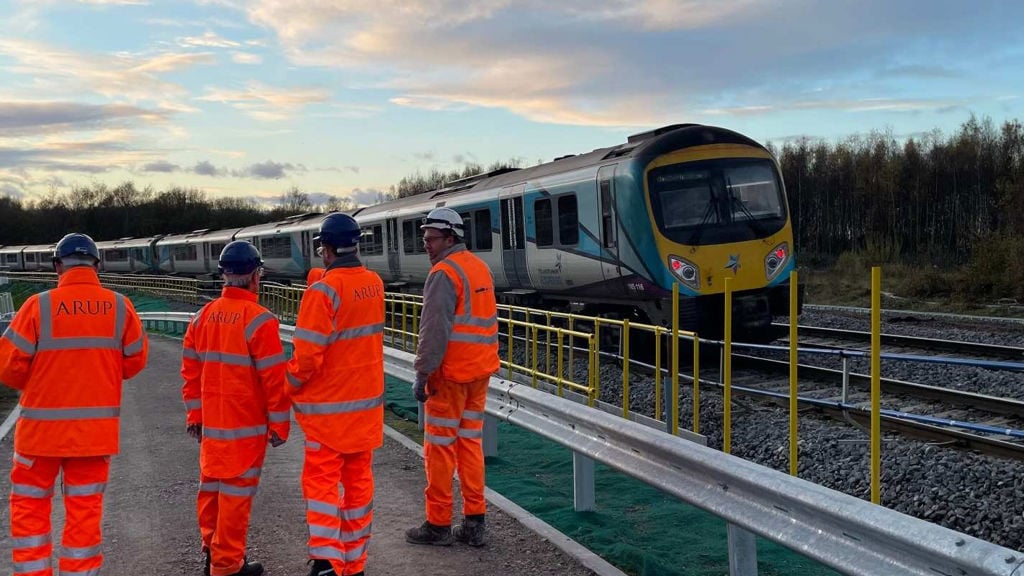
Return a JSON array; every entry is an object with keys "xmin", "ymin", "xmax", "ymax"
[
  {"xmin": 0, "ymin": 101, "xmax": 173, "ymax": 136},
  {"xmin": 230, "ymin": 51, "xmax": 262, "ymax": 64},
  {"xmin": 197, "ymin": 81, "xmax": 331, "ymax": 121},
  {"xmin": 0, "ymin": 38, "xmax": 214, "ymax": 104},
  {"xmin": 177, "ymin": 31, "xmax": 241, "ymax": 48},
  {"xmin": 193, "ymin": 160, "xmax": 225, "ymax": 176},
  {"xmin": 240, "ymin": 160, "xmax": 305, "ymax": 179},
  {"xmin": 243, "ymin": 0, "xmax": 1024, "ymax": 128},
  {"xmin": 142, "ymin": 160, "xmax": 180, "ymax": 172},
  {"xmin": 1, "ymin": 183, "xmax": 26, "ymax": 199},
  {"xmin": 349, "ymin": 188, "xmax": 386, "ymax": 206}
]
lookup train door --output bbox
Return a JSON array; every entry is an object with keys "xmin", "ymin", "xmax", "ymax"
[
  {"xmin": 499, "ymin": 184, "xmax": 527, "ymax": 287},
  {"xmin": 598, "ymin": 165, "xmax": 622, "ymax": 284},
  {"xmin": 301, "ymin": 230, "xmax": 312, "ymax": 269},
  {"xmin": 386, "ymin": 216, "xmax": 400, "ymax": 280}
]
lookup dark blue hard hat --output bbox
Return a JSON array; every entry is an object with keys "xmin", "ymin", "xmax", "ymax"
[
  {"xmin": 218, "ymin": 240, "xmax": 264, "ymax": 275},
  {"xmin": 315, "ymin": 213, "xmax": 361, "ymax": 250},
  {"xmin": 53, "ymin": 233, "xmax": 99, "ymax": 263}
]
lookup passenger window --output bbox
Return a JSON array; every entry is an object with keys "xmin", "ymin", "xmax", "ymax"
[
  {"xmin": 474, "ymin": 209, "xmax": 492, "ymax": 251},
  {"xmin": 402, "ymin": 220, "xmax": 417, "ymax": 254},
  {"xmin": 535, "ymin": 199, "xmax": 553, "ymax": 247},
  {"xmin": 558, "ymin": 195, "xmax": 578, "ymax": 246}
]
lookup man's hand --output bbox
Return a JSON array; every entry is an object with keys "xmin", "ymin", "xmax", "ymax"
[
  {"xmin": 268, "ymin": 431, "xmax": 285, "ymax": 448},
  {"xmin": 186, "ymin": 423, "xmax": 202, "ymax": 443},
  {"xmin": 412, "ymin": 373, "xmax": 429, "ymax": 403}
]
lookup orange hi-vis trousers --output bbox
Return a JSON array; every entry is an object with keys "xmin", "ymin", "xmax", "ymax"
[
  {"xmin": 423, "ymin": 374, "xmax": 488, "ymax": 526},
  {"xmin": 302, "ymin": 441, "xmax": 374, "ymax": 576},
  {"xmin": 197, "ymin": 452, "xmax": 265, "ymax": 576},
  {"xmin": 9, "ymin": 453, "xmax": 110, "ymax": 576}
]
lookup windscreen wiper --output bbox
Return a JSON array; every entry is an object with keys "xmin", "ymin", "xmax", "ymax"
[{"xmin": 727, "ymin": 177, "xmax": 766, "ymax": 236}]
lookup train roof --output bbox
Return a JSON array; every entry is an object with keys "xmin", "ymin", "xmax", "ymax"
[
  {"xmin": 113, "ymin": 235, "xmax": 164, "ymax": 249},
  {"xmin": 159, "ymin": 228, "xmax": 241, "ymax": 245},
  {"xmin": 0, "ymin": 245, "xmax": 28, "ymax": 252},
  {"xmin": 235, "ymin": 212, "xmax": 325, "ymax": 236},
  {"xmin": 23, "ymin": 243, "xmax": 57, "ymax": 251}
]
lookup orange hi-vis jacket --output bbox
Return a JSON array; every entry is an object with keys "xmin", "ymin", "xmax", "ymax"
[
  {"xmin": 287, "ymin": 261, "xmax": 385, "ymax": 453},
  {"xmin": 0, "ymin": 266, "xmax": 149, "ymax": 457},
  {"xmin": 182, "ymin": 287, "xmax": 290, "ymax": 478},
  {"xmin": 423, "ymin": 249, "xmax": 499, "ymax": 383}
]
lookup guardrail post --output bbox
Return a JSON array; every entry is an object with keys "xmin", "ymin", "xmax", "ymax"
[
  {"xmin": 483, "ymin": 413, "xmax": 498, "ymax": 458},
  {"xmin": 572, "ymin": 451, "xmax": 595, "ymax": 512},
  {"xmin": 727, "ymin": 524, "xmax": 758, "ymax": 575}
]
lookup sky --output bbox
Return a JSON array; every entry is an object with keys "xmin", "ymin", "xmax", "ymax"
[{"xmin": 1, "ymin": 0, "xmax": 1022, "ymax": 207}]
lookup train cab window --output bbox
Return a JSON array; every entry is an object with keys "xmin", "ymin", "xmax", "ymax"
[
  {"xmin": 360, "ymin": 225, "xmax": 384, "ymax": 255},
  {"xmin": 558, "ymin": 194, "xmax": 579, "ymax": 246},
  {"xmin": 173, "ymin": 245, "xmax": 198, "ymax": 261},
  {"xmin": 474, "ymin": 209, "xmax": 492, "ymax": 251},
  {"xmin": 534, "ymin": 199, "xmax": 554, "ymax": 247},
  {"xmin": 260, "ymin": 237, "xmax": 291, "ymax": 259},
  {"xmin": 209, "ymin": 243, "xmax": 227, "ymax": 260}
]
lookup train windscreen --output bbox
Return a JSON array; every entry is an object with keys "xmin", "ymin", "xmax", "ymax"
[{"xmin": 648, "ymin": 158, "xmax": 786, "ymax": 245}]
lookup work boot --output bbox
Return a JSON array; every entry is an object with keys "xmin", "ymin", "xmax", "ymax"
[
  {"xmin": 202, "ymin": 547, "xmax": 211, "ymax": 576},
  {"xmin": 452, "ymin": 514, "xmax": 486, "ymax": 547},
  {"xmin": 405, "ymin": 521, "xmax": 453, "ymax": 546},
  {"xmin": 306, "ymin": 558, "xmax": 337, "ymax": 576},
  {"xmin": 226, "ymin": 558, "xmax": 264, "ymax": 576}
]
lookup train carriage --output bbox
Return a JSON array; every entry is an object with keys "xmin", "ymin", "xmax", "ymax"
[
  {"xmin": 156, "ymin": 229, "xmax": 241, "ymax": 275},
  {"xmin": 235, "ymin": 213, "xmax": 324, "ymax": 280},
  {"xmin": 0, "ymin": 245, "xmax": 27, "ymax": 272},
  {"xmin": 121, "ymin": 235, "xmax": 164, "ymax": 273},
  {"xmin": 22, "ymin": 244, "xmax": 57, "ymax": 272},
  {"xmin": 96, "ymin": 238, "xmax": 135, "ymax": 273}
]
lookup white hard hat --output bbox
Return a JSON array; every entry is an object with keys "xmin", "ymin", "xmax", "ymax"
[{"xmin": 420, "ymin": 207, "xmax": 465, "ymax": 238}]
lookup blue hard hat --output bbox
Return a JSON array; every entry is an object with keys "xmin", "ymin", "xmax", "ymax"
[
  {"xmin": 53, "ymin": 233, "xmax": 99, "ymax": 263},
  {"xmin": 315, "ymin": 213, "xmax": 361, "ymax": 250},
  {"xmin": 218, "ymin": 240, "xmax": 264, "ymax": 275}
]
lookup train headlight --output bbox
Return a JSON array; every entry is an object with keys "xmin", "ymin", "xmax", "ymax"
[
  {"xmin": 765, "ymin": 242, "xmax": 788, "ymax": 280},
  {"xmin": 668, "ymin": 255, "xmax": 700, "ymax": 290}
]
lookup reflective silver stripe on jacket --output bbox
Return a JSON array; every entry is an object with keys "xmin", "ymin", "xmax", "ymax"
[
  {"xmin": 310, "ymin": 283, "xmax": 341, "ymax": 314},
  {"xmin": 268, "ymin": 410, "xmax": 290, "ymax": 423},
  {"xmin": 239, "ymin": 467, "xmax": 262, "ymax": 479},
  {"xmin": 182, "ymin": 347, "xmax": 201, "ymax": 361},
  {"xmin": 124, "ymin": 334, "xmax": 145, "ymax": 356},
  {"xmin": 37, "ymin": 292, "xmax": 125, "ymax": 351},
  {"xmin": 287, "ymin": 372, "xmax": 302, "ymax": 388},
  {"xmin": 2, "ymin": 328, "xmax": 35, "ymax": 356},
  {"xmin": 200, "ymin": 351, "xmax": 253, "ymax": 367},
  {"xmin": 20, "ymin": 407, "xmax": 119, "ymax": 420},
  {"xmin": 294, "ymin": 327, "xmax": 330, "ymax": 346},
  {"xmin": 450, "ymin": 332, "xmax": 499, "ymax": 345},
  {"xmin": 203, "ymin": 424, "xmax": 267, "ymax": 440},
  {"xmin": 245, "ymin": 312, "xmax": 275, "ymax": 341},
  {"xmin": 254, "ymin": 352, "xmax": 286, "ymax": 370},
  {"xmin": 293, "ymin": 395, "xmax": 383, "ymax": 415},
  {"xmin": 329, "ymin": 321, "xmax": 384, "ymax": 342},
  {"xmin": 184, "ymin": 399, "xmax": 201, "ymax": 410}
]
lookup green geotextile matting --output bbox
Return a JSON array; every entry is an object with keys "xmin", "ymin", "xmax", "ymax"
[{"xmin": 383, "ymin": 374, "xmax": 839, "ymax": 576}]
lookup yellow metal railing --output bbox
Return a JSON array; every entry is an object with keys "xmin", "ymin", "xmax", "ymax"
[
  {"xmin": 99, "ymin": 273, "xmax": 200, "ymax": 305},
  {"xmin": 260, "ymin": 283, "xmax": 305, "ymax": 324}
]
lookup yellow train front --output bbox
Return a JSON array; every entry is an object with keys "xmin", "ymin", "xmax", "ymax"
[{"xmin": 609, "ymin": 124, "xmax": 799, "ymax": 339}]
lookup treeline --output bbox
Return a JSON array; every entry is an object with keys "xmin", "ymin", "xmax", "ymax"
[
  {"xmin": 393, "ymin": 159, "xmax": 525, "ymax": 198},
  {"xmin": 773, "ymin": 115, "xmax": 1024, "ymax": 266},
  {"xmin": 0, "ymin": 185, "xmax": 353, "ymax": 245}
]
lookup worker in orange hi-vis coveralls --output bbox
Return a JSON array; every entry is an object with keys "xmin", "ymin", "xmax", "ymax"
[
  {"xmin": 181, "ymin": 240, "xmax": 290, "ymax": 576},
  {"xmin": 288, "ymin": 212, "xmax": 385, "ymax": 576},
  {"xmin": 1, "ymin": 232, "xmax": 149, "ymax": 576},
  {"xmin": 306, "ymin": 266, "xmax": 325, "ymax": 286},
  {"xmin": 405, "ymin": 208, "xmax": 499, "ymax": 549}
]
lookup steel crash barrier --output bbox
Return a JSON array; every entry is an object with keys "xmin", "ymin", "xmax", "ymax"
[{"xmin": 134, "ymin": 311, "xmax": 1024, "ymax": 576}]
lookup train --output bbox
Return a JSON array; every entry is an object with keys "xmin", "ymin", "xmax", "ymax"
[{"xmin": 0, "ymin": 123, "xmax": 800, "ymax": 339}]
